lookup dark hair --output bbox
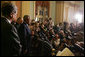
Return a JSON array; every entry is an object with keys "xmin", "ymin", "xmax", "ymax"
[
  {"xmin": 17, "ymin": 17, "xmax": 22, "ymax": 21},
  {"xmin": 59, "ymin": 22, "xmax": 62, "ymax": 26},
  {"xmin": 23, "ymin": 15, "xmax": 30, "ymax": 21},
  {"xmin": 64, "ymin": 22, "xmax": 68, "ymax": 26},
  {"xmin": 70, "ymin": 23, "xmax": 74, "ymax": 25},
  {"xmin": 31, "ymin": 23, "xmax": 35, "ymax": 26},
  {"xmin": 49, "ymin": 18, "xmax": 52, "ymax": 20},
  {"xmin": 1, "ymin": 2, "xmax": 17, "ymax": 17}
]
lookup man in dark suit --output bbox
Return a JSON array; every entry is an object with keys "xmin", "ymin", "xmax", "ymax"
[
  {"xmin": 14, "ymin": 17, "xmax": 23, "ymax": 31},
  {"xmin": 18, "ymin": 15, "xmax": 31, "ymax": 56},
  {"xmin": 1, "ymin": 2, "xmax": 22, "ymax": 56}
]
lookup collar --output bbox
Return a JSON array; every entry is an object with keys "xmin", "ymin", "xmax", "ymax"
[
  {"xmin": 2, "ymin": 16, "xmax": 11, "ymax": 24},
  {"xmin": 23, "ymin": 22, "xmax": 28, "ymax": 26},
  {"xmin": 7, "ymin": 18, "xmax": 11, "ymax": 24}
]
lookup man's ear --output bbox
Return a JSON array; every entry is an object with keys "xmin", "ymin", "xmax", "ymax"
[{"xmin": 10, "ymin": 13, "xmax": 13, "ymax": 18}]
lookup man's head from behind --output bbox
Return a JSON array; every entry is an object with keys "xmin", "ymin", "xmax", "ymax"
[
  {"xmin": 23, "ymin": 15, "xmax": 30, "ymax": 25},
  {"xmin": 1, "ymin": 2, "xmax": 17, "ymax": 22},
  {"xmin": 17, "ymin": 17, "xmax": 23, "ymax": 24}
]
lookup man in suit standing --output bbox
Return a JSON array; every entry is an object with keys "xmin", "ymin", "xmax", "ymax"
[
  {"xmin": 1, "ymin": 2, "xmax": 22, "ymax": 56},
  {"xmin": 15, "ymin": 17, "xmax": 23, "ymax": 31},
  {"xmin": 18, "ymin": 15, "xmax": 31, "ymax": 56}
]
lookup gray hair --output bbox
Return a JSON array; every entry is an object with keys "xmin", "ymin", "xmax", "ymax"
[{"xmin": 1, "ymin": 2, "xmax": 17, "ymax": 17}]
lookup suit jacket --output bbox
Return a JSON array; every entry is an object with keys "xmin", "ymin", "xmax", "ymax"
[
  {"xmin": 18, "ymin": 22, "xmax": 31, "ymax": 51},
  {"xmin": 14, "ymin": 23, "xmax": 21, "ymax": 31},
  {"xmin": 1, "ymin": 17, "xmax": 22, "ymax": 56}
]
